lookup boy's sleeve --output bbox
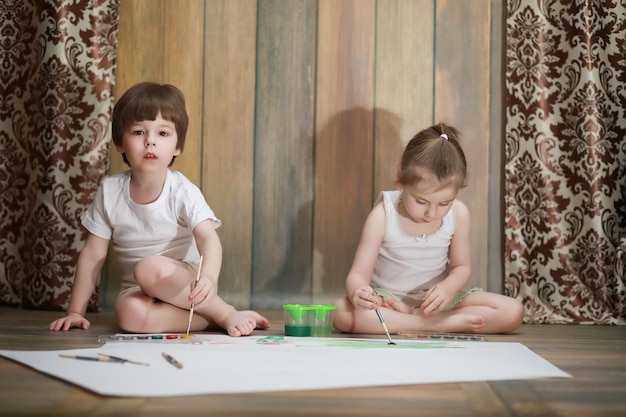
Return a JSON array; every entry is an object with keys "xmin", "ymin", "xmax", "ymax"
[
  {"xmin": 183, "ymin": 184, "xmax": 222, "ymax": 231},
  {"xmin": 80, "ymin": 185, "xmax": 112, "ymax": 240}
]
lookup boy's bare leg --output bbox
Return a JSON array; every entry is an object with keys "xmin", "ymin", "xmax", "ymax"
[
  {"xmin": 115, "ymin": 289, "xmax": 208, "ymax": 333},
  {"xmin": 116, "ymin": 256, "xmax": 269, "ymax": 335},
  {"xmin": 115, "ymin": 290, "xmax": 269, "ymax": 336}
]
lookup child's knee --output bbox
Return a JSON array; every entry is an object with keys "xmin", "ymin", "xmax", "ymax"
[
  {"xmin": 503, "ymin": 298, "xmax": 524, "ymax": 332},
  {"xmin": 512, "ymin": 299, "xmax": 525, "ymax": 325},
  {"xmin": 332, "ymin": 298, "xmax": 355, "ymax": 332},
  {"xmin": 133, "ymin": 255, "xmax": 161, "ymax": 286},
  {"xmin": 332, "ymin": 312, "xmax": 352, "ymax": 333},
  {"xmin": 115, "ymin": 298, "xmax": 150, "ymax": 333}
]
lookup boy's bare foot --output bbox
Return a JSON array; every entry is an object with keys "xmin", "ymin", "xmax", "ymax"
[{"xmin": 222, "ymin": 310, "xmax": 270, "ymax": 337}]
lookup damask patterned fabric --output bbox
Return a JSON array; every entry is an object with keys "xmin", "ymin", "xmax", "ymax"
[
  {"xmin": 0, "ymin": 1, "xmax": 119, "ymax": 310},
  {"xmin": 505, "ymin": 0, "xmax": 626, "ymax": 324}
]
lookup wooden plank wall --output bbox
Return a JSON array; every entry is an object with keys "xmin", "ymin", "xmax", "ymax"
[{"xmin": 106, "ymin": 0, "xmax": 501, "ymax": 310}]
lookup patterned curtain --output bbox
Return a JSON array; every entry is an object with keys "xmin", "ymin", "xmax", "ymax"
[
  {"xmin": 0, "ymin": 0, "xmax": 119, "ymax": 310},
  {"xmin": 505, "ymin": 0, "xmax": 626, "ymax": 324}
]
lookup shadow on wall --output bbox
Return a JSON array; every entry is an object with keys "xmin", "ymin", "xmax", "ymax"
[
  {"xmin": 250, "ymin": 107, "xmax": 405, "ymax": 310},
  {"xmin": 258, "ymin": 200, "xmax": 314, "ymax": 309}
]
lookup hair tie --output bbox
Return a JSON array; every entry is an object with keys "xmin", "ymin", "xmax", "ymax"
[{"xmin": 440, "ymin": 133, "xmax": 448, "ymax": 140}]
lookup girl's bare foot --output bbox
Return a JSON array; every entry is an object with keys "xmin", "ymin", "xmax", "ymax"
[
  {"xmin": 424, "ymin": 313, "xmax": 485, "ymax": 333},
  {"xmin": 386, "ymin": 299, "xmax": 414, "ymax": 313},
  {"xmin": 384, "ymin": 299, "xmax": 485, "ymax": 333}
]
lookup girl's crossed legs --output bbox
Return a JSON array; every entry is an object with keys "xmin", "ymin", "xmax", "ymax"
[{"xmin": 333, "ymin": 291, "xmax": 523, "ymax": 335}]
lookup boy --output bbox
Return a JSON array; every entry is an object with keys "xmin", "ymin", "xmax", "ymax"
[{"xmin": 49, "ymin": 82, "xmax": 269, "ymax": 336}]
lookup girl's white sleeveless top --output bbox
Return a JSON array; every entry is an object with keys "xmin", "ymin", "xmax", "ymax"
[{"xmin": 371, "ymin": 190, "xmax": 457, "ymax": 306}]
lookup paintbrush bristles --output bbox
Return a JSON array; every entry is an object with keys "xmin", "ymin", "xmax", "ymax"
[
  {"xmin": 375, "ymin": 308, "xmax": 396, "ymax": 345},
  {"xmin": 186, "ymin": 255, "xmax": 203, "ymax": 335}
]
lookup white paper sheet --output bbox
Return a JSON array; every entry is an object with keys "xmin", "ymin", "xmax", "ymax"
[{"xmin": 0, "ymin": 335, "xmax": 570, "ymax": 397}]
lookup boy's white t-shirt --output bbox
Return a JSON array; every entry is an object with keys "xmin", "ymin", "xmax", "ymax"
[
  {"xmin": 371, "ymin": 190, "xmax": 457, "ymax": 306},
  {"xmin": 81, "ymin": 169, "xmax": 221, "ymax": 290}
]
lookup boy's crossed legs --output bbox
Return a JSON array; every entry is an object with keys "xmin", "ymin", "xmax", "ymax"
[{"xmin": 115, "ymin": 255, "xmax": 269, "ymax": 336}]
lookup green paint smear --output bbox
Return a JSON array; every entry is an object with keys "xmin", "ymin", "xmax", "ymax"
[
  {"xmin": 255, "ymin": 336, "xmax": 462, "ymax": 349},
  {"xmin": 257, "ymin": 336, "xmax": 287, "ymax": 344},
  {"xmin": 304, "ymin": 340, "xmax": 460, "ymax": 349}
]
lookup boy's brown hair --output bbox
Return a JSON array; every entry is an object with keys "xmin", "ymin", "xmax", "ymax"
[{"xmin": 112, "ymin": 82, "xmax": 189, "ymax": 166}]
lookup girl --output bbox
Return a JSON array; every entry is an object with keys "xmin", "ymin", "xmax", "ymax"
[{"xmin": 333, "ymin": 123, "xmax": 524, "ymax": 334}]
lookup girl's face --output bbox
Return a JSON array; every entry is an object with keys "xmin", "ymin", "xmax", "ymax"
[
  {"xmin": 400, "ymin": 177, "xmax": 459, "ymax": 224},
  {"xmin": 116, "ymin": 113, "xmax": 181, "ymax": 172}
]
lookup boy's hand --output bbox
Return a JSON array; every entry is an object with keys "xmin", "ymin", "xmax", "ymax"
[
  {"xmin": 48, "ymin": 312, "xmax": 90, "ymax": 331},
  {"xmin": 350, "ymin": 286, "xmax": 381, "ymax": 310},
  {"xmin": 188, "ymin": 276, "xmax": 216, "ymax": 307}
]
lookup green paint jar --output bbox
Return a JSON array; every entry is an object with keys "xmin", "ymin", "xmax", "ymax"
[{"xmin": 282, "ymin": 304, "xmax": 336, "ymax": 337}]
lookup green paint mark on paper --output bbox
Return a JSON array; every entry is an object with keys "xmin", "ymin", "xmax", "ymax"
[
  {"xmin": 256, "ymin": 336, "xmax": 288, "ymax": 345},
  {"xmin": 304, "ymin": 340, "xmax": 459, "ymax": 349}
]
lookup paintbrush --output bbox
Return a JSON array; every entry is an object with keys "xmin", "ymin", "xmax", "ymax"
[
  {"xmin": 186, "ymin": 255, "xmax": 203, "ymax": 336},
  {"xmin": 97, "ymin": 353, "xmax": 150, "ymax": 366},
  {"xmin": 375, "ymin": 308, "xmax": 396, "ymax": 345},
  {"xmin": 59, "ymin": 354, "xmax": 122, "ymax": 363}
]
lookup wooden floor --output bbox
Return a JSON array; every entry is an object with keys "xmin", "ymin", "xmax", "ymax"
[{"xmin": 1, "ymin": 306, "xmax": 625, "ymax": 417}]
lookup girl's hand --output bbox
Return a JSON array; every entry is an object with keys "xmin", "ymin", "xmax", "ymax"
[
  {"xmin": 188, "ymin": 276, "xmax": 216, "ymax": 307},
  {"xmin": 350, "ymin": 286, "xmax": 381, "ymax": 310},
  {"xmin": 421, "ymin": 284, "xmax": 453, "ymax": 315},
  {"xmin": 48, "ymin": 312, "xmax": 91, "ymax": 331}
]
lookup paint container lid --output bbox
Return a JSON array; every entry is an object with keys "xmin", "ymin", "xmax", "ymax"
[{"xmin": 282, "ymin": 304, "xmax": 336, "ymax": 320}]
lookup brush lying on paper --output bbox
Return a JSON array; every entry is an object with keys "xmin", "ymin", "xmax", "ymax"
[
  {"xmin": 59, "ymin": 353, "xmax": 150, "ymax": 366},
  {"xmin": 162, "ymin": 351, "xmax": 184, "ymax": 369},
  {"xmin": 97, "ymin": 353, "xmax": 150, "ymax": 366},
  {"xmin": 59, "ymin": 354, "xmax": 120, "ymax": 363}
]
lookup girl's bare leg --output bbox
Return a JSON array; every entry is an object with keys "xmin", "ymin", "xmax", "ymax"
[
  {"xmin": 384, "ymin": 291, "xmax": 524, "ymax": 334},
  {"xmin": 333, "ymin": 296, "xmax": 485, "ymax": 335},
  {"xmin": 447, "ymin": 291, "xmax": 524, "ymax": 333},
  {"xmin": 115, "ymin": 256, "xmax": 269, "ymax": 336}
]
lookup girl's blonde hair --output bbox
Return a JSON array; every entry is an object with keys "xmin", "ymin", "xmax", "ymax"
[{"xmin": 398, "ymin": 123, "xmax": 466, "ymax": 189}]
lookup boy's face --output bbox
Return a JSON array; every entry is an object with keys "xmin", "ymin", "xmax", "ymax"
[{"xmin": 116, "ymin": 112, "xmax": 181, "ymax": 172}]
